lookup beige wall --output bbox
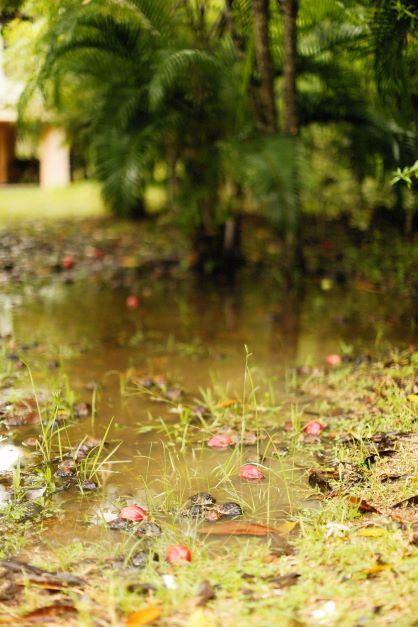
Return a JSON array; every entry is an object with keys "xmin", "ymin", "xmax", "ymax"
[{"xmin": 39, "ymin": 127, "xmax": 70, "ymax": 188}]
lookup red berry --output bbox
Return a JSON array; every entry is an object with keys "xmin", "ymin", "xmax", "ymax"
[
  {"xmin": 119, "ymin": 505, "xmax": 148, "ymax": 522},
  {"xmin": 303, "ymin": 420, "xmax": 324, "ymax": 435},
  {"xmin": 126, "ymin": 295, "xmax": 140, "ymax": 309},
  {"xmin": 62, "ymin": 255, "xmax": 75, "ymax": 270},
  {"xmin": 207, "ymin": 434, "xmax": 234, "ymax": 449},
  {"xmin": 239, "ymin": 464, "xmax": 264, "ymax": 480},
  {"xmin": 166, "ymin": 544, "xmax": 191, "ymax": 564},
  {"xmin": 325, "ymin": 354, "xmax": 342, "ymax": 366}
]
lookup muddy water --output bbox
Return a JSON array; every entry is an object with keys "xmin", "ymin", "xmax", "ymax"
[{"xmin": 1, "ymin": 276, "xmax": 416, "ymax": 549}]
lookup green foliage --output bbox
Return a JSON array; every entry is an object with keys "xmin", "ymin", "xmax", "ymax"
[
  {"xmin": 5, "ymin": 0, "xmax": 418, "ymax": 254},
  {"xmin": 391, "ymin": 160, "xmax": 418, "ymax": 189}
]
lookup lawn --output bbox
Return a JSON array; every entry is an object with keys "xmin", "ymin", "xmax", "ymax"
[{"xmin": 0, "ymin": 182, "xmax": 105, "ymax": 225}]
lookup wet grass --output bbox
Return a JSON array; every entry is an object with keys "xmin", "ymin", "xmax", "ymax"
[{"xmin": 0, "ymin": 345, "xmax": 417, "ymax": 625}]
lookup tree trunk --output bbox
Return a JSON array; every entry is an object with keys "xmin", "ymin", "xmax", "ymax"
[
  {"xmin": 280, "ymin": 0, "xmax": 303, "ymax": 273},
  {"xmin": 252, "ymin": 0, "xmax": 277, "ymax": 134},
  {"xmin": 281, "ymin": 0, "xmax": 298, "ymax": 135}
]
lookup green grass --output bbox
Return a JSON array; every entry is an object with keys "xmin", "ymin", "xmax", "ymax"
[{"xmin": 0, "ymin": 181, "xmax": 105, "ymax": 225}]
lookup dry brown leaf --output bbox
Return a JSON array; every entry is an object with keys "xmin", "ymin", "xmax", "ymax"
[
  {"xmin": 348, "ymin": 496, "xmax": 382, "ymax": 513},
  {"xmin": 22, "ymin": 603, "xmax": 76, "ymax": 621},
  {"xmin": 126, "ymin": 606, "xmax": 161, "ymax": 626},
  {"xmin": 366, "ymin": 563, "xmax": 392, "ymax": 578},
  {"xmin": 216, "ymin": 399, "xmax": 239, "ymax": 408},
  {"xmin": 391, "ymin": 494, "xmax": 418, "ymax": 509},
  {"xmin": 199, "ymin": 521, "xmax": 280, "ymax": 537}
]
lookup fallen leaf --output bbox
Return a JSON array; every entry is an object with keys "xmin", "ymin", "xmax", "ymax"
[
  {"xmin": 22, "ymin": 603, "xmax": 77, "ymax": 621},
  {"xmin": 166, "ymin": 544, "xmax": 191, "ymax": 564},
  {"xmin": 391, "ymin": 494, "xmax": 418, "ymax": 508},
  {"xmin": 216, "ymin": 399, "xmax": 239, "ymax": 408},
  {"xmin": 126, "ymin": 607, "xmax": 161, "ymax": 626},
  {"xmin": 207, "ymin": 435, "xmax": 234, "ymax": 449},
  {"xmin": 303, "ymin": 420, "xmax": 324, "ymax": 435},
  {"xmin": 120, "ymin": 505, "xmax": 148, "ymax": 522},
  {"xmin": 406, "ymin": 394, "xmax": 418, "ymax": 404},
  {"xmin": 199, "ymin": 521, "xmax": 280, "ymax": 537},
  {"xmin": 357, "ymin": 527, "xmax": 387, "ymax": 538},
  {"xmin": 308, "ymin": 469, "xmax": 334, "ymax": 493},
  {"xmin": 348, "ymin": 496, "xmax": 382, "ymax": 513},
  {"xmin": 239, "ymin": 464, "xmax": 264, "ymax": 480},
  {"xmin": 366, "ymin": 562, "xmax": 392, "ymax": 578},
  {"xmin": 276, "ymin": 520, "xmax": 298, "ymax": 535},
  {"xmin": 268, "ymin": 572, "xmax": 300, "ymax": 588},
  {"xmin": 195, "ymin": 580, "xmax": 216, "ymax": 607},
  {"xmin": 325, "ymin": 354, "xmax": 341, "ymax": 366},
  {"xmin": 0, "ymin": 560, "xmax": 84, "ymax": 590}
]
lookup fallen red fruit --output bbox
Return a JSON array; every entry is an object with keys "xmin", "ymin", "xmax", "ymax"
[
  {"xmin": 62, "ymin": 256, "xmax": 75, "ymax": 270},
  {"xmin": 207, "ymin": 434, "xmax": 234, "ymax": 449},
  {"xmin": 239, "ymin": 464, "xmax": 264, "ymax": 480},
  {"xmin": 303, "ymin": 420, "xmax": 324, "ymax": 435},
  {"xmin": 87, "ymin": 247, "xmax": 104, "ymax": 259},
  {"xmin": 166, "ymin": 544, "xmax": 191, "ymax": 564},
  {"xmin": 126, "ymin": 295, "xmax": 140, "ymax": 309},
  {"xmin": 119, "ymin": 505, "xmax": 148, "ymax": 522},
  {"xmin": 325, "ymin": 354, "xmax": 342, "ymax": 366}
]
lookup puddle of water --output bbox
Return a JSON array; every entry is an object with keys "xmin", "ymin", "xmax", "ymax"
[{"xmin": 0, "ymin": 275, "xmax": 416, "ymax": 547}]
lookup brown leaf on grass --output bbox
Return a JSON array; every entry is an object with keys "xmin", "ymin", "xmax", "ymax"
[
  {"xmin": 0, "ymin": 560, "xmax": 84, "ymax": 590},
  {"xmin": 126, "ymin": 606, "xmax": 161, "ymax": 626},
  {"xmin": 268, "ymin": 572, "xmax": 300, "ymax": 588},
  {"xmin": 366, "ymin": 561, "xmax": 392, "ymax": 578},
  {"xmin": 199, "ymin": 521, "xmax": 281, "ymax": 537},
  {"xmin": 216, "ymin": 399, "xmax": 239, "ymax": 408},
  {"xmin": 364, "ymin": 449, "xmax": 396, "ymax": 466},
  {"xmin": 379, "ymin": 473, "xmax": 409, "ymax": 483},
  {"xmin": 348, "ymin": 496, "xmax": 382, "ymax": 513},
  {"xmin": 22, "ymin": 603, "xmax": 77, "ymax": 621},
  {"xmin": 195, "ymin": 580, "xmax": 216, "ymax": 607},
  {"xmin": 391, "ymin": 494, "xmax": 418, "ymax": 509},
  {"xmin": 308, "ymin": 469, "xmax": 336, "ymax": 493}
]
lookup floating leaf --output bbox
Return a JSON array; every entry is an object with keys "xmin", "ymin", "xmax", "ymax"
[
  {"xmin": 239, "ymin": 464, "xmax": 264, "ymax": 480},
  {"xmin": 199, "ymin": 521, "xmax": 280, "ymax": 537},
  {"xmin": 207, "ymin": 435, "xmax": 234, "ymax": 449},
  {"xmin": 303, "ymin": 420, "xmax": 324, "ymax": 435}
]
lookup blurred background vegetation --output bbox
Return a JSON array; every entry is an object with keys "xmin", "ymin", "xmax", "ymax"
[{"xmin": 1, "ymin": 0, "xmax": 417, "ymax": 272}]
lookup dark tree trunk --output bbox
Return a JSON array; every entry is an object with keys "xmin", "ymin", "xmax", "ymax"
[
  {"xmin": 281, "ymin": 0, "xmax": 298, "ymax": 135},
  {"xmin": 252, "ymin": 0, "xmax": 278, "ymax": 134},
  {"xmin": 280, "ymin": 0, "xmax": 303, "ymax": 274}
]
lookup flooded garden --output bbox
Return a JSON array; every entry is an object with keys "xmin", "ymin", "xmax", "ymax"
[
  {"xmin": 1, "ymin": 0, "xmax": 417, "ymax": 623},
  {"xmin": 0, "ymin": 217, "xmax": 416, "ymax": 625}
]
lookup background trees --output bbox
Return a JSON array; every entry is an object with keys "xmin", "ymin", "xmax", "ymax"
[{"xmin": 3, "ymin": 0, "xmax": 417, "ymax": 270}]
